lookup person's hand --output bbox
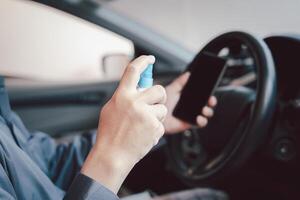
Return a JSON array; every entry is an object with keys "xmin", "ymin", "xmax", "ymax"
[
  {"xmin": 81, "ymin": 55, "xmax": 167, "ymax": 193},
  {"xmin": 163, "ymin": 72, "xmax": 217, "ymax": 134}
]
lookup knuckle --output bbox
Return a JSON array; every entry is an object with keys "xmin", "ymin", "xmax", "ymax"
[
  {"xmin": 160, "ymin": 124, "xmax": 165, "ymax": 135},
  {"xmin": 132, "ymin": 105, "xmax": 148, "ymax": 121},
  {"xmin": 127, "ymin": 64, "xmax": 138, "ymax": 73},
  {"xmin": 155, "ymin": 85, "xmax": 167, "ymax": 101},
  {"xmin": 139, "ymin": 55, "xmax": 148, "ymax": 60},
  {"xmin": 137, "ymin": 151, "xmax": 146, "ymax": 161},
  {"xmin": 155, "ymin": 122, "xmax": 164, "ymax": 134},
  {"xmin": 114, "ymin": 94, "xmax": 138, "ymax": 115},
  {"xmin": 154, "ymin": 123, "xmax": 165, "ymax": 141},
  {"xmin": 149, "ymin": 119, "xmax": 159, "ymax": 131},
  {"xmin": 153, "ymin": 135, "xmax": 161, "ymax": 146},
  {"xmin": 153, "ymin": 139, "xmax": 159, "ymax": 146},
  {"xmin": 161, "ymin": 105, "xmax": 168, "ymax": 116},
  {"xmin": 130, "ymin": 100, "xmax": 140, "ymax": 113},
  {"xmin": 127, "ymin": 56, "xmax": 148, "ymax": 72},
  {"xmin": 112, "ymin": 92, "xmax": 126, "ymax": 106},
  {"xmin": 155, "ymin": 85, "xmax": 165, "ymax": 94}
]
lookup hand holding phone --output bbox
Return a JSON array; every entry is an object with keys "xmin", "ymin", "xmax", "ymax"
[{"xmin": 173, "ymin": 52, "xmax": 227, "ymax": 125}]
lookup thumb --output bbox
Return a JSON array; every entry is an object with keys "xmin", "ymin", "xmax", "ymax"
[
  {"xmin": 172, "ymin": 72, "xmax": 191, "ymax": 91},
  {"xmin": 119, "ymin": 55, "xmax": 155, "ymax": 90}
]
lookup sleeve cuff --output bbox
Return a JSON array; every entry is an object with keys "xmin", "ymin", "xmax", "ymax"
[{"xmin": 64, "ymin": 173, "xmax": 119, "ymax": 200}]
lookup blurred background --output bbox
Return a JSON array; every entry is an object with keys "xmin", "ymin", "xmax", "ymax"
[{"xmin": 0, "ymin": 0, "xmax": 300, "ymax": 83}]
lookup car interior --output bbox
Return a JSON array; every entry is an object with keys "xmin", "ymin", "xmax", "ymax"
[{"xmin": 1, "ymin": 0, "xmax": 300, "ymax": 200}]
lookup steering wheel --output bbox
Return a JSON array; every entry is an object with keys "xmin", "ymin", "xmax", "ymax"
[{"xmin": 166, "ymin": 31, "xmax": 277, "ymax": 185}]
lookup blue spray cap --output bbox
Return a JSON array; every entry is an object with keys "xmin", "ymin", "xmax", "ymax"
[{"xmin": 138, "ymin": 64, "xmax": 153, "ymax": 88}]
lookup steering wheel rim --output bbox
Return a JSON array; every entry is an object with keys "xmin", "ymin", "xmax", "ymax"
[{"xmin": 166, "ymin": 31, "xmax": 277, "ymax": 185}]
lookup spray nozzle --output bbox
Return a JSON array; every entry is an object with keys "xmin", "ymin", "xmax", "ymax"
[{"xmin": 138, "ymin": 64, "xmax": 153, "ymax": 89}]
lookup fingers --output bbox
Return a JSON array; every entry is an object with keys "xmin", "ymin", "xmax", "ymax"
[
  {"xmin": 208, "ymin": 96, "xmax": 217, "ymax": 107},
  {"xmin": 150, "ymin": 104, "xmax": 168, "ymax": 122},
  {"xmin": 196, "ymin": 96, "xmax": 217, "ymax": 127},
  {"xmin": 119, "ymin": 55, "xmax": 155, "ymax": 90},
  {"xmin": 200, "ymin": 96, "xmax": 217, "ymax": 118},
  {"xmin": 139, "ymin": 85, "xmax": 167, "ymax": 105},
  {"xmin": 202, "ymin": 106, "xmax": 214, "ymax": 118},
  {"xmin": 171, "ymin": 72, "xmax": 191, "ymax": 91},
  {"xmin": 196, "ymin": 97, "xmax": 216, "ymax": 128},
  {"xmin": 153, "ymin": 122, "xmax": 165, "ymax": 145},
  {"xmin": 196, "ymin": 115, "xmax": 208, "ymax": 128}
]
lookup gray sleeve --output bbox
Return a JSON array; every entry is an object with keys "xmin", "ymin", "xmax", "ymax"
[
  {"xmin": 0, "ymin": 187, "xmax": 15, "ymax": 200},
  {"xmin": 8, "ymin": 113, "xmax": 96, "ymax": 190},
  {"xmin": 47, "ymin": 132, "xmax": 96, "ymax": 190},
  {"xmin": 28, "ymin": 130, "xmax": 96, "ymax": 190},
  {"xmin": 9, "ymin": 112, "xmax": 120, "ymax": 200},
  {"xmin": 64, "ymin": 173, "xmax": 119, "ymax": 200},
  {"xmin": 10, "ymin": 111, "xmax": 97, "ymax": 190},
  {"xmin": 0, "ymin": 165, "xmax": 17, "ymax": 200}
]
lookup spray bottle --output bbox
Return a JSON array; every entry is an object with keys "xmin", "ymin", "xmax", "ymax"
[{"xmin": 138, "ymin": 64, "xmax": 153, "ymax": 91}]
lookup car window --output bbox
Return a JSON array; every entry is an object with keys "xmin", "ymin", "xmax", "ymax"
[
  {"xmin": 109, "ymin": 0, "xmax": 300, "ymax": 53},
  {"xmin": 0, "ymin": 0, "xmax": 134, "ymax": 85}
]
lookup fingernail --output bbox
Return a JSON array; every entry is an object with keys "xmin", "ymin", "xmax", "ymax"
[
  {"xmin": 148, "ymin": 55, "xmax": 156, "ymax": 63},
  {"xmin": 182, "ymin": 71, "xmax": 190, "ymax": 77},
  {"xmin": 203, "ymin": 107, "xmax": 213, "ymax": 117},
  {"xmin": 197, "ymin": 116, "xmax": 208, "ymax": 127}
]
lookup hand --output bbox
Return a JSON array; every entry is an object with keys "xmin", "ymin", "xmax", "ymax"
[
  {"xmin": 163, "ymin": 72, "xmax": 217, "ymax": 134},
  {"xmin": 81, "ymin": 55, "xmax": 167, "ymax": 193}
]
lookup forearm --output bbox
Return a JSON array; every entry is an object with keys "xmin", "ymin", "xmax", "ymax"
[{"xmin": 81, "ymin": 145, "xmax": 134, "ymax": 194}]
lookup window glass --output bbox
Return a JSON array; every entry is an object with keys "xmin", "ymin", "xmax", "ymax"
[
  {"xmin": 109, "ymin": 0, "xmax": 300, "ymax": 52},
  {"xmin": 0, "ymin": 0, "xmax": 134, "ymax": 85}
]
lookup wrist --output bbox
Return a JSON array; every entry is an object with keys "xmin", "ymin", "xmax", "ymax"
[{"xmin": 81, "ymin": 145, "xmax": 135, "ymax": 194}]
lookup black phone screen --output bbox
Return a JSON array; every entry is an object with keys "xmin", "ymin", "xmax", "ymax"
[{"xmin": 173, "ymin": 52, "xmax": 227, "ymax": 125}]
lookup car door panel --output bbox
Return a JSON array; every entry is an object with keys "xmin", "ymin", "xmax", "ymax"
[{"xmin": 8, "ymin": 82, "xmax": 118, "ymax": 137}]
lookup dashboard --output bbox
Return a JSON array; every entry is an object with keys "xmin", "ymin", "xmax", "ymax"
[
  {"xmin": 220, "ymin": 36, "xmax": 300, "ymax": 135},
  {"xmin": 265, "ymin": 36, "xmax": 300, "ymax": 101},
  {"xmin": 265, "ymin": 36, "xmax": 300, "ymax": 134}
]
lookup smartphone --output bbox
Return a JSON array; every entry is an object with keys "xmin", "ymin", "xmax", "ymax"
[{"xmin": 173, "ymin": 52, "xmax": 227, "ymax": 125}]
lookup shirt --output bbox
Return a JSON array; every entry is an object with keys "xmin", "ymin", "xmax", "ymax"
[{"xmin": 0, "ymin": 77, "xmax": 119, "ymax": 200}]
